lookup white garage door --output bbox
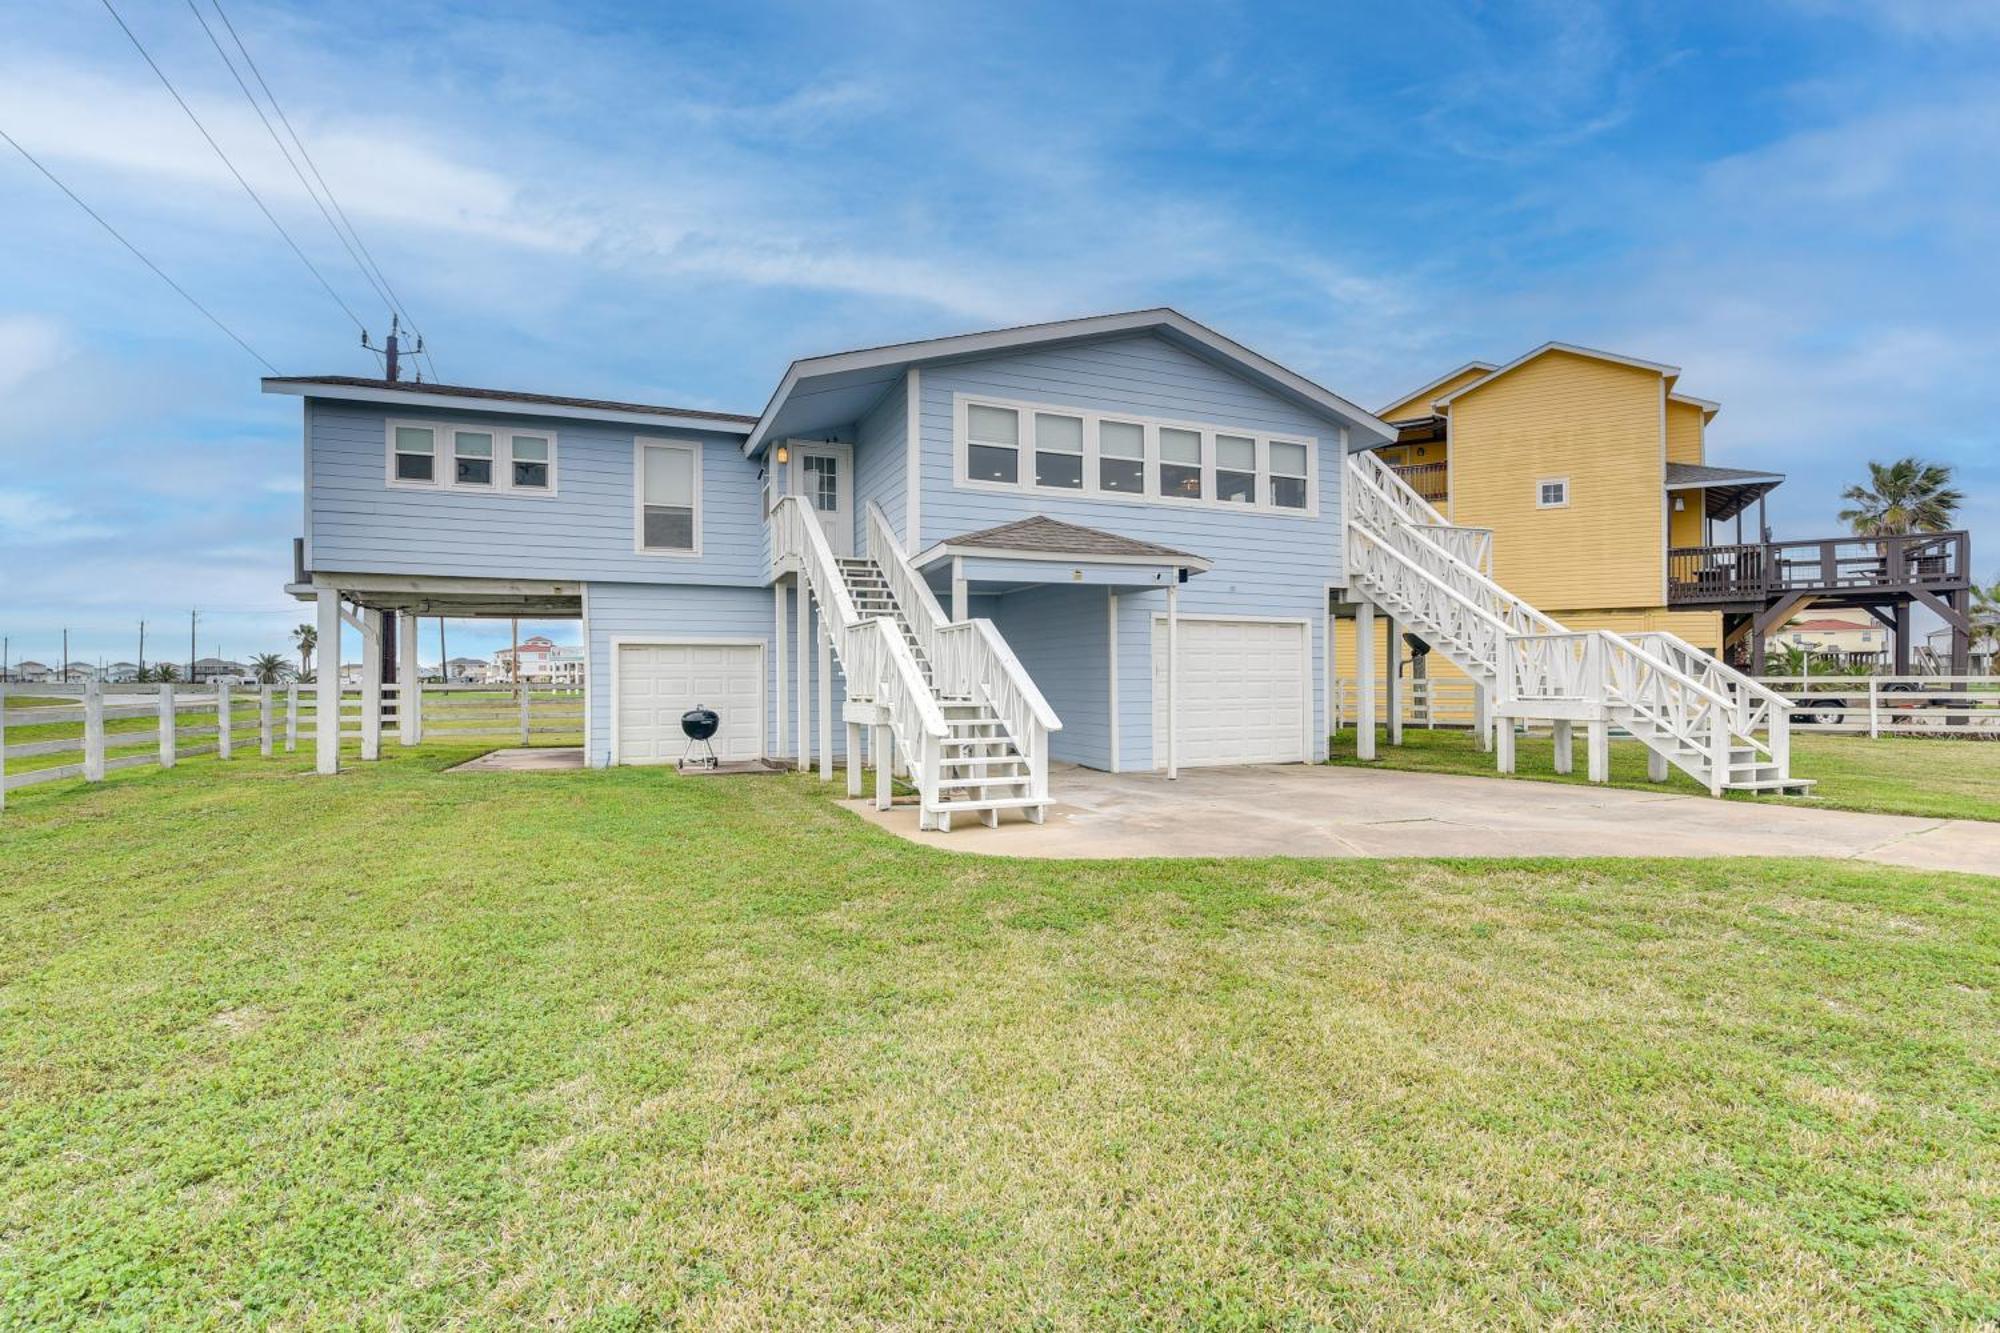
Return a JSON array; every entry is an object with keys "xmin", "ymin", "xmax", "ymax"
[
  {"xmin": 1152, "ymin": 618, "xmax": 1309, "ymax": 768},
  {"xmin": 615, "ymin": 642, "xmax": 765, "ymax": 765}
]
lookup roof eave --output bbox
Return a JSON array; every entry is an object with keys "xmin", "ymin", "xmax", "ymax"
[
  {"xmin": 1433, "ymin": 342, "xmax": 1683, "ymax": 409},
  {"xmin": 262, "ymin": 378, "xmax": 755, "ymax": 435}
]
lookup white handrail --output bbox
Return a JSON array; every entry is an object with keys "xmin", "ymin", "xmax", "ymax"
[{"xmin": 864, "ymin": 501, "xmax": 949, "ymax": 662}]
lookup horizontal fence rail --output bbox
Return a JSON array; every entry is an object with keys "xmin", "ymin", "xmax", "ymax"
[
  {"xmin": 1758, "ymin": 675, "xmax": 2000, "ymax": 735},
  {"xmin": 2, "ymin": 680, "xmax": 587, "ymax": 810}
]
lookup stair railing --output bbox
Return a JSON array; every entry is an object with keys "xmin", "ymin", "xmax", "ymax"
[
  {"xmin": 864, "ymin": 501, "xmax": 950, "ymax": 663},
  {"xmin": 1345, "ymin": 524, "xmax": 1512, "ymax": 675},
  {"xmin": 1351, "ymin": 452, "xmax": 1494, "ymax": 573},
  {"xmin": 773, "ymin": 495, "xmax": 947, "ymax": 807},
  {"xmin": 935, "ymin": 619, "xmax": 1062, "ymax": 806},
  {"xmin": 1631, "ymin": 630, "xmax": 1790, "ymax": 773}
]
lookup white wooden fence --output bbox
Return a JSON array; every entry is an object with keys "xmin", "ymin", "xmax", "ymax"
[
  {"xmin": 1, "ymin": 681, "xmax": 586, "ymax": 810},
  {"xmin": 1331, "ymin": 674, "xmax": 2000, "ymax": 737}
]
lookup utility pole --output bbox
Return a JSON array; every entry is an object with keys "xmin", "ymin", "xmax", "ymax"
[
  {"xmin": 438, "ymin": 617, "xmax": 446, "ymax": 683},
  {"xmin": 188, "ymin": 608, "xmax": 198, "ymax": 684},
  {"xmin": 62, "ymin": 627, "xmax": 69, "ymax": 682},
  {"xmin": 362, "ymin": 314, "xmax": 423, "ymax": 385},
  {"xmin": 138, "ymin": 620, "xmax": 146, "ymax": 676}
]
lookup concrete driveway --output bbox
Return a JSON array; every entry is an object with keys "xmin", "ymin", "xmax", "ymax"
[{"xmin": 843, "ymin": 762, "xmax": 1999, "ymax": 875}]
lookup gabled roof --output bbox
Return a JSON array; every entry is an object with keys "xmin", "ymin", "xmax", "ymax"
[
  {"xmin": 915, "ymin": 515, "xmax": 1211, "ymax": 571},
  {"xmin": 1374, "ymin": 361, "xmax": 1497, "ymax": 421},
  {"xmin": 743, "ymin": 308, "xmax": 1396, "ymax": 456},
  {"xmin": 1668, "ymin": 391, "xmax": 1721, "ymax": 420},
  {"xmin": 262, "ymin": 376, "xmax": 757, "ymax": 434},
  {"xmin": 1664, "ymin": 462, "xmax": 1785, "ymax": 489},
  {"xmin": 1432, "ymin": 342, "xmax": 1682, "ymax": 408}
]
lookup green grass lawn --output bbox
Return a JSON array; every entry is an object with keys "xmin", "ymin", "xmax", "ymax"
[
  {"xmin": 1328, "ymin": 726, "xmax": 2000, "ymax": 823},
  {"xmin": 2, "ymin": 748, "xmax": 1996, "ymax": 1328}
]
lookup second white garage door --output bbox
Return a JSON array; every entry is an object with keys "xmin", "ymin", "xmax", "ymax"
[
  {"xmin": 1151, "ymin": 618, "xmax": 1310, "ymax": 768},
  {"xmin": 614, "ymin": 641, "xmax": 765, "ymax": 765}
]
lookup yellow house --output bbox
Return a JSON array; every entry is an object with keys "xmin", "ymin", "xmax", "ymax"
[{"xmin": 1336, "ymin": 343, "xmax": 1788, "ymax": 718}]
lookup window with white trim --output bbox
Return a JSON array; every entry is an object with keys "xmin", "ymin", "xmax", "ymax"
[
  {"xmin": 1034, "ymin": 411, "xmax": 1084, "ymax": 489},
  {"xmin": 452, "ymin": 429, "xmax": 494, "ymax": 486},
  {"xmin": 387, "ymin": 419, "xmax": 558, "ymax": 494},
  {"xmin": 1159, "ymin": 427, "xmax": 1203, "ymax": 500},
  {"xmin": 1537, "ymin": 477, "xmax": 1569, "ymax": 508},
  {"xmin": 392, "ymin": 424, "xmax": 436, "ymax": 482},
  {"xmin": 637, "ymin": 440, "xmax": 700, "ymax": 554},
  {"xmin": 1215, "ymin": 434, "xmax": 1256, "ymax": 503},
  {"xmin": 1269, "ymin": 441, "xmax": 1309, "ymax": 509},
  {"xmin": 1098, "ymin": 419, "xmax": 1144, "ymax": 493},
  {"xmin": 510, "ymin": 433, "xmax": 551, "ymax": 489},
  {"xmin": 967, "ymin": 404, "xmax": 1020, "ymax": 484},
  {"xmin": 953, "ymin": 394, "xmax": 1318, "ymax": 516}
]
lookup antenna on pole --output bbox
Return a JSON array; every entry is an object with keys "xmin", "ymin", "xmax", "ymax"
[{"xmin": 361, "ymin": 312, "xmax": 426, "ymax": 384}]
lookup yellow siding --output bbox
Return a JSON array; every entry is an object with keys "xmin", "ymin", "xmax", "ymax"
[
  {"xmin": 1665, "ymin": 399, "xmax": 1705, "ymax": 465},
  {"xmin": 1669, "ymin": 491, "xmax": 1705, "ymax": 547},
  {"xmin": 1377, "ymin": 366, "xmax": 1491, "ymax": 422},
  {"xmin": 1550, "ymin": 608, "xmax": 1725, "ymax": 655},
  {"xmin": 1447, "ymin": 351, "xmax": 1666, "ymax": 610}
]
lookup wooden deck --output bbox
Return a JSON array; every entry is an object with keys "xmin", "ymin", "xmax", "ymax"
[{"xmin": 1667, "ymin": 531, "xmax": 1971, "ymax": 606}]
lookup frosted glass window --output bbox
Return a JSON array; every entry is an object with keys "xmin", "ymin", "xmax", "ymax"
[
  {"xmin": 967, "ymin": 404, "xmax": 1019, "ymax": 484},
  {"xmin": 641, "ymin": 445, "xmax": 697, "ymax": 550},
  {"xmin": 453, "ymin": 431, "xmax": 494, "ymax": 486},
  {"xmin": 511, "ymin": 435, "xmax": 550, "ymax": 488},
  {"xmin": 393, "ymin": 425, "xmax": 435, "ymax": 482},
  {"xmin": 1270, "ymin": 441, "xmax": 1308, "ymax": 509}
]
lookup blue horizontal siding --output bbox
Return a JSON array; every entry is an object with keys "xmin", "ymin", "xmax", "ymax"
[
  {"xmin": 851, "ymin": 376, "xmax": 907, "ymax": 550},
  {"xmin": 983, "ymin": 585, "xmax": 1111, "ymax": 768},
  {"xmin": 308, "ymin": 401, "xmax": 763, "ymax": 585}
]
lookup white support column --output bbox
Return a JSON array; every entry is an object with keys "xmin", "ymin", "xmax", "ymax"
[
  {"xmin": 285, "ymin": 684, "xmax": 298, "ymax": 753},
  {"xmin": 1385, "ymin": 617, "xmax": 1404, "ymax": 746},
  {"xmin": 1646, "ymin": 748, "xmax": 1669, "ymax": 783},
  {"xmin": 1495, "ymin": 716, "xmax": 1516, "ymax": 773},
  {"xmin": 216, "ymin": 682, "xmax": 232, "ymax": 760},
  {"xmin": 1586, "ymin": 720, "xmax": 1611, "ymax": 784},
  {"xmin": 1323, "ymin": 603, "xmax": 1336, "ymax": 759},
  {"xmin": 1165, "ymin": 580, "xmax": 1180, "ymax": 779},
  {"xmin": 873, "ymin": 723, "xmax": 891, "ymax": 810},
  {"xmin": 951, "ymin": 556, "xmax": 968, "ymax": 622},
  {"xmin": 795, "ymin": 577, "xmax": 811, "ymax": 772},
  {"xmin": 1472, "ymin": 682, "xmax": 1492, "ymax": 752},
  {"xmin": 774, "ymin": 582, "xmax": 789, "ymax": 762},
  {"xmin": 1355, "ymin": 601, "xmax": 1377, "ymax": 760},
  {"xmin": 398, "ymin": 612, "xmax": 421, "ymax": 746},
  {"xmin": 359, "ymin": 609, "xmax": 383, "ymax": 761},
  {"xmin": 0, "ymin": 684, "xmax": 8, "ymax": 812},
  {"xmin": 846, "ymin": 720, "xmax": 863, "ymax": 797},
  {"xmin": 83, "ymin": 681, "xmax": 105, "ymax": 782},
  {"xmin": 159, "ymin": 682, "xmax": 177, "ymax": 770},
  {"xmin": 1551, "ymin": 719, "xmax": 1573, "ymax": 775},
  {"xmin": 260, "ymin": 685, "xmax": 274, "ymax": 757},
  {"xmin": 315, "ymin": 588, "xmax": 341, "ymax": 774},
  {"xmin": 817, "ymin": 622, "xmax": 833, "ymax": 782}
]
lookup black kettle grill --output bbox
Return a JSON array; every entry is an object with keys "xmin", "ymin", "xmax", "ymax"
[{"xmin": 679, "ymin": 705, "xmax": 721, "ymax": 771}]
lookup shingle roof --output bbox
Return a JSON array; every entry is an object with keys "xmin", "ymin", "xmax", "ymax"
[
  {"xmin": 1665, "ymin": 462, "xmax": 1786, "ymax": 487},
  {"xmin": 263, "ymin": 376, "xmax": 759, "ymax": 423},
  {"xmin": 944, "ymin": 515, "xmax": 1205, "ymax": 563}
]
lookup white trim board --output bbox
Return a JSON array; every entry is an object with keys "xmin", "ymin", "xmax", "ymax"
[{"xmin": 266, "ymin": 378, "xmax": 754, "ymax": 435}]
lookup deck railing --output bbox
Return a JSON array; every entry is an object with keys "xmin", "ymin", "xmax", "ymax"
[
  {"xmin": 1389, "ymin": 460, "xmax": 1448, "ymax": 505},
  {"xmin": 1668, "ymin": 531, "xmax": 1970, "ymax": 604}
]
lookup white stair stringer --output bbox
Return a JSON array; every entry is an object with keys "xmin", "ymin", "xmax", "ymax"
[
  {"xmin": 1344, "ymin": 453, "xmax": 1810, "ymax": 796},
  {"xmin": 772, "ymin": 497, "xmax": 1061, "ymax": 830}
]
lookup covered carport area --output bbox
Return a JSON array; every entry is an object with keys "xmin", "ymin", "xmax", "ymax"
[{"xmin": 286, "ymin": 569, "xmax": 582, "ymax": 774}]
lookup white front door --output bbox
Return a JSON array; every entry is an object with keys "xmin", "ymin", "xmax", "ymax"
[
  {"xmin": 614, "ymin": 641, "xmax": 766, "ymax": 765},
  {"xmin": 1152, "ymin": 617, "xmax": 1310, "ymax": 767},
  {"xmin": 790, "ymin": 443, "xmax": 853, "ymax": 557}
]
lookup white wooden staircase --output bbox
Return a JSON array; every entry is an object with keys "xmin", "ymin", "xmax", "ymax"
[
  {"xmin": 1344, "ymin": 452, "xmax": 1810, "ymax": 796},
  {"xmin": 774, "ymin": 501, "xmax": 1061, "ymax": 831}
]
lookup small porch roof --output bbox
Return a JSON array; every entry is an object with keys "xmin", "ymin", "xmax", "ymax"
[
  {"xmin": 287, "ymin": 572, "xmax": 583, "ymax": 619},
  {"xmin": 914, "ymin": 516, "xmax": 1210, "ymax": 592},
  {"xmin": 1665, "ymin": 462, "xmax": 1785, "ymax": 521}
]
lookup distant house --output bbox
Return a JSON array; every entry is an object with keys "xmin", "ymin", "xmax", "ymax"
[
  {"xmin": 10, "ymin": 661, "xmax": 53, "ymax": 683},
  {"xmin": 1770, "ymin": 615, "xmax": 1885, "ymax": 662},
  {"xmin": 491, "ymin": 636, "xmax": 583, "ymax": 685},
  {"xmin": 444, "ymin": 656, "xmax": 490, "ymax": 684},
  {"xmin": 190, "ymin": 657, "xmax": 254, "ymax": 685},
  {"xmin": 58, "ymin": 663, "xmax": 98, "ymax": 683},
  {"xmin": 102, "ymin": 661, "xmax": 142, "ymax": 684}
]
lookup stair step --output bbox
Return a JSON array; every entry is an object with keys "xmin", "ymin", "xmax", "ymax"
[
  {"xmin": 939, "ymin": 757, "xmax": 1026, "ymax": 770},
  {"xmin": 929, "ymin": 796, "xmax": 1047, "ymax": 814}
]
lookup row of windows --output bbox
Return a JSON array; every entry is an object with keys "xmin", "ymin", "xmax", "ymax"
[
  {"xmin": 957, "ymin": 397, "xmax": 1316, "ymax": 513},
  {"xmin": 387, "ymin": 421, "xmax": 556, "ymax": 493}
]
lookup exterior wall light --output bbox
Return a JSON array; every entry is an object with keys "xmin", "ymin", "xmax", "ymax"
[{"xmin": 774, "ymin": 444, "xmax": 791, "ymax": 465}]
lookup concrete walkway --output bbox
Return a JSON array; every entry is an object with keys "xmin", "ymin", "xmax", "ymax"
[
  {"xmin": 844, "ymin": 763, "xmax": 1999, "ymax": 875},
  {"xmin": 449, "ymin": 747, "xmax": 586, "ymax": 772}
]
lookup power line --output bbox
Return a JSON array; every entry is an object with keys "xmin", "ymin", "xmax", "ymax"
[
  {"xmin": 204, "ymin": 0, "xmax": 440, "ymax": 381},
  {"xmin": 99, "ymin": 0, "xmax": 369, "ymax": 336},
  {"xmin": 0, "ymin": 125, "xmax": 278, "ymax": 373}
]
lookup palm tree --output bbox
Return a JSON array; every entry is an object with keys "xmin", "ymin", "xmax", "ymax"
[
  {"xmin": 291, "ymin": 623, "xmax": 317, "ymax": 678},
  {"xmin": 249, "ymin": 652, "xmax": 290, "ymax": 684},
  {"xmin": 1971, "ymin": 576, "xmax": 2000, "ymax": 655},
  {"xmin": 151, "ymin": 662, "xmax": 181, "ymax": 683},
  {"xmin": 1837, "ymin": 457, "xmax": 1964, "ymax": 536}
]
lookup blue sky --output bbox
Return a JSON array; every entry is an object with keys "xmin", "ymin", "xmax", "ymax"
[{"xmin": 2, "ymin": 0, "xmax": 1995, "ymax": 669}]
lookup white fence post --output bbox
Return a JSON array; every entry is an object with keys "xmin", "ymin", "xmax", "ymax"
[
  {"xmin": 83, "ymin": 681, "xmax": 106, "ymax": 782},
  {"xmin": 0, "ymin": 684, "xmax": 9, "ymax": 811},
  {"xmin": 260, "ymin": 685, "xmax": 274, "ymax": 757},
  {"xmin": 217, "ymin": 682, "xmax": 233, "ymax": 760},
  {"xmin": 1867, "ymin": 678, "xmax": 1880, "ymax": 739},
  {"xmin": 158, "ymin": 683, "xmax": 177, "ymax": 769},
  {"xmin": 285, "ymin": 684, "xmax": 299, "ymax": 752},
  {"xmin": 518, "ymin": 683, "xmax": 531, "ymax": 746}
]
